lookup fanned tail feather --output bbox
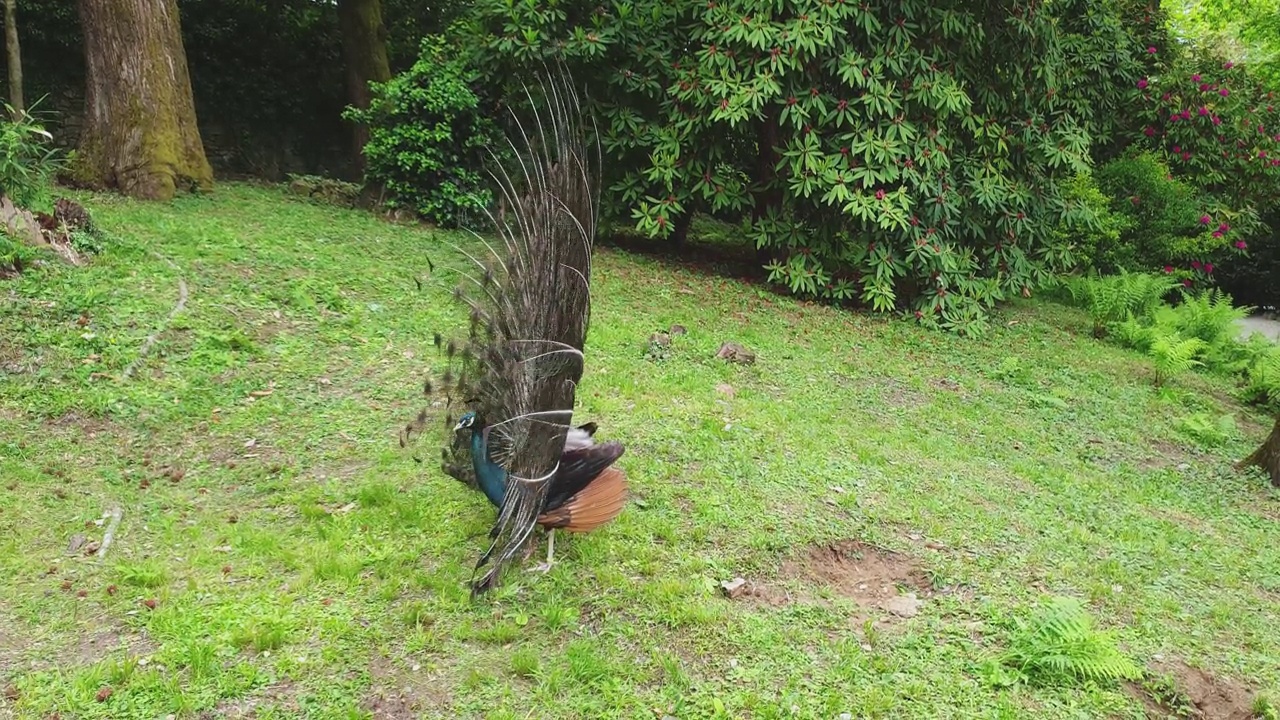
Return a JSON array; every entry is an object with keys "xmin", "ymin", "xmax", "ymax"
[{"xmin": 400, "ymin": 64, "xmax": 601, "ymax": 596}]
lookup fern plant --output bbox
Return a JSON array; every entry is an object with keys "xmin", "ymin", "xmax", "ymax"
[
  {"xmin": 1065, "ymin": 271, "xmax": 1178, "ymax": 337},
  {"xmin": 1148, "ymin": 332, "xmax": 1208, "ymax": 387},
  {"xmin": 1243, "ymin": 346, "xmax": 1280, "ymax": 409},
  {"xmin": 998, "ymin": 596, "xmax": 1142, "ymax": 687}
]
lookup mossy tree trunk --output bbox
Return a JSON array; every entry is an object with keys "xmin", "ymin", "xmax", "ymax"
[
  {"xmin": 1239, "ymin": 414, "xmax": 1280, "ymax": 486},
  {"xmin": 337, "ymin": 0, "xmax": 390, "ymax": 178},
  {"xmin": 3, "ymin": 0, "xmax": 21, "ymax": 115},
  {"xmin": 76, "ymin": 0, "xmax": 213, "ymax": 200}
]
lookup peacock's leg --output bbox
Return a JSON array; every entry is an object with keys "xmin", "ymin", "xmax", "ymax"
[{"xmin": 530, "ymin": 529, "xmax": 555, "ymax": 573}]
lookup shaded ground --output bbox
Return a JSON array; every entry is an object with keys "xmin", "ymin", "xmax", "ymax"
[{"xmin": 1, "ymin": 185, "xmax": 1278, "ymax": 719}]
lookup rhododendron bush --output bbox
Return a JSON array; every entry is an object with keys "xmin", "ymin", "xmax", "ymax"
[
  {"xmin": 1118, "ymin": 50, "xmax": 1280, "ymax": 287},
  {"xmin": 462, "ymin": 0, "xmax": 1155, "ymax": 334}
]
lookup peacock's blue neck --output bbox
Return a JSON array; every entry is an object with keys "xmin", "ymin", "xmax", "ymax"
[{"xmin": 469, "ymin": 427, "xmax": 508, "ymax": 507}]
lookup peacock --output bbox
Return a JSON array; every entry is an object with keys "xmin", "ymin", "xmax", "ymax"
[
  {"xmin": 452, "ymin": 411, "xmax": 627, "ymax": 574},
  {"xmin": 401, "ymin": 67, "xmax": 629, "ymax": 595}
]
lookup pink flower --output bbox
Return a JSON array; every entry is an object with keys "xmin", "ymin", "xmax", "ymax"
[
  {"xmin": 1200, "ymin": 83, "xmax": 1211, "ymax": 92},
  {"xmin": 1164, "ymin": 265, "xmax": 1174, "ymax": 273},
  {"xmin": 1205, "ymin": 263, "xmax": 1215, "ymax": 273},
  {"xmin": 1144, "ymin": 126, "xmax": 1156, "ymax": 136},
  {"xmin": 1131, "ymin": 195, "xmax": 1141, "ymax": 205},
  {"xmin": 1183, "ymin": 278, "xmax": 1194, "ymax": 287},
  {"xmin": 1213, "ymin": 115, "xmax": 1222, "ymax": 126},
  {"xmin": 1191, "ymin": 260, "xmax": 1203, "ymax": 270},
  {"xmin": 1200, "ymin": 214, "xmax": 1211, "ymax": 224},
  {"xmin": 1162, "ymin": 92, "xmax": 1172, "ymax": 102},
  {"xmin": 875, "ymin": 189, "xmax": 885, "ymax": 200},
  {"xmin": 1148, "ymin": 46, "xmax": 1158, "ymax": 54},
  {"xmin": 1174, "ymin": 145, "xmax": 1182, "ymax": 153},
  {"xmin": 1212, "ymin": 230, "xmax": 1223, "ymax": 238},
  {"xmin": 1138, "ymin": 78, "xmax": 1149, "ymax": 89},
  {"xmin": 1192, "ymin": 74, "xmax": 1202, "ymax": 82},
  {"xmin": 1199, "ymin": 106, "xmax": 1209, "ymax": 116},
  {"xmin": 1224, "ymin": 61, "xmax": 1234, "ymax": 69},
  {"xmin": 1181, "ymin": 109, "xmax": 1192, "ymax": 120},
  {"xmin": 1237, "ymin": 240, "xmax": 1248, "ymax": 249},
  {"xmin": 1220, "ymin": 88, "xmax": 1230, "ymax": 97},
  {"xmin": 1219, "ymin": 222, "xmax": 1230, "ymax": 232},
  {"xmin": 1182, "ymin": 151, "xmax": 1192, "ymax": 160}
]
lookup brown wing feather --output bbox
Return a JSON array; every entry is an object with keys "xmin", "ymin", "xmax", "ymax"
[{"xmin": 537, "ymin": 466, "xmax": 628, "ymax": 532}]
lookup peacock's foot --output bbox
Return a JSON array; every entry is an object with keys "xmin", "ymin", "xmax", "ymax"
[{"xmin": 528, "ymin": 561, "xmax": 554, "ymax": 574}]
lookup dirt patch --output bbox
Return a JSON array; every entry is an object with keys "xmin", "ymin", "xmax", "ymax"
[
  {"xmin": 43, "ymin": 411, "xmax": 117, "ymax": 439},
  {"xmin": 362, "ymin": 652, "xmax": 452, "ymax": 718},
  {"xmin": 1, "ymin": 624, "xmax": 156, "ymax": 684},
  {"xmin": 1127, "ymin": 659, "xmax": 1259, "ymax": 720},
  {"xmin": 741, "ymin": 541, "xmax": 933, "ymax": 621},
  {"xmin": 1138, "ymin": 438, "xmax": 1188, "ymax": 472}
]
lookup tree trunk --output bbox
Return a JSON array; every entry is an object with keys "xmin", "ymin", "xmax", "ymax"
[
  {"xmin": 3, "ymin": 0, "xmax": 21, "ymax": 115},
  {"xmin": 75, "ymin": 0, "xmax": 213, "ymax": 201},
  {"xmin": 751, "ymin": 106, "xmax": 783, "ymax": 266},
  {"xmin": 337, "ymin": 0, "xmax": 391, "ymax": 178},
  {"xmin": 1239, "ymin": 414, "xmax": 1280, "ymax": 486}
]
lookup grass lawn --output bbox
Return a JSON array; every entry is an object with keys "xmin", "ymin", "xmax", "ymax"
[{"xmin": 2, "ymin": 183, "xmax": 1279, "ymax": 719}]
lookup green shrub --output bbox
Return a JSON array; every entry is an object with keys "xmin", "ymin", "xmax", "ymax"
[
  {"xmin": 1065, "ymin": 270, "xmax": 1179, "ymax": 337},
  {"xmin": 0, "ymin": 102, "xmax": 65, "ymax": 211},
  {"xmin": 1176, "ymin": 412, "xmax": 1237, "ymax": 447},
  {"xmin": 463, "ymin": 0, "xmax": 1156, "ymax": 333},
  {"xmin": 1056, "ymin": 171, "xmax": 1135, "ymax": 274},
  {"xmin": 1148, "ymin": 331, "xmax": 1208, "ymax": 386},
  {"xmin": 1092, "ymin": 152, "xmax": 1231, "ymax": 276},
  {"xmin": 996, "ymin": 595, "xmax": 1142, "ymax": 687},
  {"xmin": 1243, "ymin": 346, "xmax": 1280, "ymax": 409},
  {"xmin": 345, "ymin": 35, "xmax": 502, "ymax": 228}
]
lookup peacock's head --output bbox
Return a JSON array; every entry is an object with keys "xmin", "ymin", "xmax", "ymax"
[{"xmin": 453, "ymin": 412, "xmax": 478, "ymax": 433}]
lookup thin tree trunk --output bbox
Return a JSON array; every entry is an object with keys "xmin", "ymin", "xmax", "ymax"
[
  {"xmin": 75, "ymin": 0, "xmax": 213, "ymax": 200},
  {"xmin": 337, "ymin": 0, "xmax": 391, "ymax": 178},
  {"xmin": 1238, "ymin": 414, "xmax": 1280, "ymax": 486},
  {"xmin": 3, "ymin": 0, "xmax": 21, "ymax": 115}
]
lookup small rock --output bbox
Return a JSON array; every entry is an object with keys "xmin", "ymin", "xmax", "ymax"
[
  {"xmin": 840, "ymin": 714, "xmax": 853, "ymax": 720},
  {"xmin": 648, "ymin": 332, "xmax": 671, "ymax": 348},
  {"xmin": 83, "ymin": 540, "xmax": 101, "ymax": 556},
  {"xmin": 715, "ymin": 383, "xmax": 735, "ymax": 398},
  {"xmin": 884, "ymin": 593, "xmax": 923, "ymax": 618},
  {"xmin": 67, "ymin": 533, "xmax": 86, "ymax": 553},
  {"xmin": 1176, "ymin": 462, "xmax": 1191, "ymax": 471},
  {"xmin": 669, "ymin": 324, "xmax": 687, "ymax": 336},
  {"xmin": 716, "ymin": 342, "xmax": 756, "ymax": 364},
  {"xmin": 720, "ymin": 577, "xmax": 748, "ymax": 599}
]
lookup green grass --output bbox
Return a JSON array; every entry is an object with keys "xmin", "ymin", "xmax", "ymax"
[{"xmin": 2, "ymin": 183, "xmax": 1279, "ymax": 718}]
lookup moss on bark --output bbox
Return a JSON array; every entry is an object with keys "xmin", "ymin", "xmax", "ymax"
[{"xmin": 75, "ymin": 0, "xmax": 213, "ymax": 201}]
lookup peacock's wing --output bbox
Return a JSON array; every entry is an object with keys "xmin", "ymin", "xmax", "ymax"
[{"xmin": 450, "ymin": 67, "xmax": 601, "ymax": 595}]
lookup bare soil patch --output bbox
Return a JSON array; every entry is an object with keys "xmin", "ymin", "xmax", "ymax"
[
  {"xmin": 741, "ymin": 540, "xmax": 934, "ymax": 622},
  {"xmin": 1127, "ymin": 659, "xmax": 1259, "ymax": 720},
  {"xmin": 362, "ymin": 651, "xmax": 452, "ymax": 718},
  {"xmin": 1139, "ymin": 438, "xmax": 1188, "ymax": 472}
]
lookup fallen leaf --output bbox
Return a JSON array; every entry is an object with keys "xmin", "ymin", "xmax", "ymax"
[{"xmin": 248, "ymin": 389, "xmax": 273, "ymax": 398}]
